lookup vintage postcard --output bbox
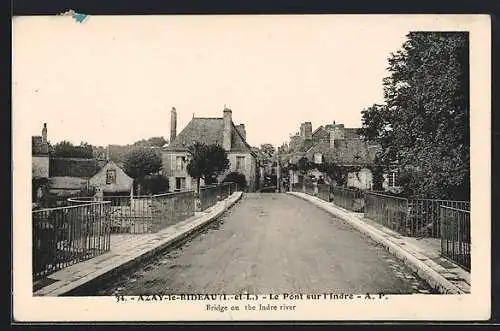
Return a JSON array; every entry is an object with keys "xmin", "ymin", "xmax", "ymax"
[{"xmin": 12, "ymin": 14, "xmax": 491, "ymax": 322}]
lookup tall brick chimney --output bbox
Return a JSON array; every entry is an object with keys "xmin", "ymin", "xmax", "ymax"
[
  {"xmin": 303, "ymin": 122, "xmax": 312, "ymax": 140},
  {"xmin": 236, "ymin": 124, "xmax": 246, "ymax": 141},
  {"xmin": 42, "ymin": 123, "xmax": 47, "ymax": 144},
  {"xmin": 170, "ymin": 107, "xmax": 177, "ymax": 143},
  {"xmin": 223, "ymin": 107, "xmax": 232, "ymax": 151}
]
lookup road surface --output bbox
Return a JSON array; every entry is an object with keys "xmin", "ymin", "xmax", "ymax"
[{"xmin": 94, "ymin": 193, "xmax": 436, "ymax": 295}]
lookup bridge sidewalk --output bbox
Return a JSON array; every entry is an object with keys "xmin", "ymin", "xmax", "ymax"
[
  {"xmin": 33, "ymin": 192, "xmax": 243, "ymax": 297},
  {"xmin": 289, "ymin": 192, "xmax": 470, "ymax": 294}
]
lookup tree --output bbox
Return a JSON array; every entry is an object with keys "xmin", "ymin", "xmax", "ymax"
[
  {"xmin": 133, "ymin": 136, "xmax": 168, "ymax": 148},
  {"xmin": 259, "ymin": 143, "xmax": 275, "ymax": 158},
  {"xmin": 361, "ymin": 32, "xmax": 469, "ymax": 200},
  {"xmin": 123, "ymin": 148, "xmax": 163, "ymax": 194},
  {"xmin": 296, "ymin": 157, "xmax": 312, "ymax": 176},
  {"xmin": 53, "ymin": 140, "xmax": 93, "ymax": 158},
  {"xmin": 186, "ymin": 143, "xmax": 230, "ymax": 193},
  {"xmin": 136, "ymin": 174, "xmax": 169, "ymax": 195},
  {"xmin": 222, "ymin": 172, "xmax": 247, "ymax": 190}
]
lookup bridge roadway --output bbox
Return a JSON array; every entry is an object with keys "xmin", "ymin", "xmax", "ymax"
[{"xmin": 94, "ymin": 193, "xmax": 435, "ymax": 295}]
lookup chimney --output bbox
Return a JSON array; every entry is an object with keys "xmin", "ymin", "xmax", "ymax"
[
  {"xmin": 304, "ymin": 122, "xmax": 312, "ymax": 140},
  {"xmin": 223, "ymin": 107, "xmax": 232, "ymax": 151},
  {"xmin": 236, "ymin": 124, "xmax": 246, "ymax": 141},
  {"xmin": 329, "ymin": 129, "xmax": 335, "ymax": 149},
  {"xmin": 42, "ymin": 123, "xmax": 47, "ymax": 144},
  {"xmin": 170, "ymin": 107, "xmax": 177, "ymax": 143}
]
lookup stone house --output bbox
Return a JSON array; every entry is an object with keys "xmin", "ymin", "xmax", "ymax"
[
  {"xmin": 88, "ymin": 160, "xmax": 134, "ymax": 197},
  {"xmin": 283, "ymin": 121, "xmax": 399, "ymax": 190},
  {"xmin": 32, "ymin": 123, "xmax": 50, "ymax": 205},
  {"xmin": 162, "ymin": 107, "xmax": 258, "ymax": 192}
]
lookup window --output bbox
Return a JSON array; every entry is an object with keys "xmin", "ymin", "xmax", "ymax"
[
  {"xmin": 314, "ymin": 153, "xmax": 323, "ymax": 164},
  {"xmin": 388, "ymin": 171, "xmax": 399, "ymax": 187},
  {"xmin": 175, "ymin": 156, "xmax": 185, "ymax": 171},
  {"xmin": 106, "ymin": 169, "xmax": 116, "ymax": 184},
  {"xmin": 175, "ymin": 177, "xmax": 186, "ymax": 191},
  {"xmin": 236, "ymin": 156, "xmax": 245, "ymax": 171}
]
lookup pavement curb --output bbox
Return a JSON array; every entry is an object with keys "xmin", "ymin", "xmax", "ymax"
[
  {"xmin": 288, "ymin": 192, "xmax": 465, "ymax": 295},
  {"xmin": 37, "ymin": 192, "xmax": 243, "ymax": 296}
]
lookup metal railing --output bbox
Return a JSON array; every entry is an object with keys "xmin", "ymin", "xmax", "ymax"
[
  {"xmin": 199, "ymin": 182, "xmax": 238, "ymax": 211},
  {"xmin": 32, "ymin": 201, "xmax": 111, "ymax": 280},
  {"xmin": 440, "ymin": 206, "xmax": 471, "ymax": 271},
  {"xmin": 304, "ymin": 182, "xmax": 316, "ymax": 196},
  {"xmin": 331, "ymin": 186, "xmax": 364, "ymax": 212},
  {"xmin": 317, "ymin": 184, "xmax": 331, "ymax": 202},
  {"xmin": 291, "ymin": 182, "xmax": 304, "ymax": 193},
  {"xmin": 150, "ymin": 191, "xmax": 195, "ymax": 232},
  {"xmin": 199, "ymin": 185, "xmax": 219, "ymax": 211},
  {"xmin": 365, "ymin": 192, "xmax": 471, "ymax": 238},
  {"xmin": 69, "ymin": 195, "xmax": 154, "ymax": 234},
  {"xmin": 407, "ymin": 199, "xmax": 470, "ymax": 238},
  {"xmin": 365, "ymin": 191, "xmax": 409, "ymax": 233}
]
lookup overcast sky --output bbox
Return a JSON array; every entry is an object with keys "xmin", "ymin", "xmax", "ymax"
[{"xmin": 14, "ymin": 15, "xmax": 420, "ymax": 147}]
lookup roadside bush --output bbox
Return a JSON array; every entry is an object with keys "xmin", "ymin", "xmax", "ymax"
[{"xmin": 222, "ymin": 172, "xmax": 247, "ymax": 189}]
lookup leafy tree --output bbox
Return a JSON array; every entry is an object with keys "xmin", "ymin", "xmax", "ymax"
[
  {"xmin": 123, "ymin": 148, "xmax": 162, "ymax": 194},
  {"xmin": 133, "ymin": 136, "xmax": 168, "ymax": 148},
  {"xmin": 53, "ymin": 140, "xmax": 93, "ymax": 158},
  {"xmin": 135, "ymin": 174, "xmax": 169, "ymax": 195},
  {"xmin": 361, "ymin": 32, "xmax": 469, "ymax": 200},
  {"xmin": 186, "ymin": 143, "xmax": 230, "ymax": 193},
  {"xmin": 259, "ymin": 143, "xmax": 275, "ymax": 158},
  {"xmin": 222, "ymin": 172, "xmax": 247, "ymax": 189},
  {"xmin": 296, "ymin": 157, "xmax": 312, "ymax": 176}
]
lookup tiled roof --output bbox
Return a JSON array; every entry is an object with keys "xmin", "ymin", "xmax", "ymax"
[
  {"xmin": 305, "ymin": 140, "xmax": 381, "ymax": 165},
  {"xmin": 89, "ymin": 160, "xmax": 133, "ymax": 193},
  {"xmin": 344, "ymin": 128, "xmax": 362, "ymax": 139},
  {"xmin": 165, "ymin": 117, "xmax": 253, "ymax": 153}
]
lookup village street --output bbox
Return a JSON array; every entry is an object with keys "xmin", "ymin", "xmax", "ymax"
[{"xmin": 94, "ymin": 193, "xmax": 435, "ymax": 296}]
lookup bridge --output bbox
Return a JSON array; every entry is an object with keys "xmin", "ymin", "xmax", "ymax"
[{"xmin": 33, "ymin": 189, "xmax": 470, "ymax": 297}]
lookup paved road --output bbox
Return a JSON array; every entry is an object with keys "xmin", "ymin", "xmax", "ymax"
[{"xmin": 95, "ymin": 193, "xmax": 436, "ymax": 295}]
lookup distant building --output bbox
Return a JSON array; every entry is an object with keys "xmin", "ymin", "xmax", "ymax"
[
  {"xmin": 162, "ymin": 106, "xmax": 258, "ymax": 192},
  {"xmin": 32, "ymin": 123, "xmax": 50, "ymax": 179},
  {"xmin": 88, "ymin": 160, "xmax": 133, "ymax": 196},
  {"xmin": 282, "ymin": 121, "xmax": 399, "ymax": 190}
]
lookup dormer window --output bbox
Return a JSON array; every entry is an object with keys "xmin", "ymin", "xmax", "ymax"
[{"xmin": 106, "ymin": 169, "xmax": 116, "ymax": 184}]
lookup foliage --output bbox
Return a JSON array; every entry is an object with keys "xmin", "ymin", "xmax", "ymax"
[
  {"xmin": 186, "ymin": 143, "xmax": 230, "ymax": 192},
  {"xmin": 296, "ymin": 157, "xmax": 312, "ymax": 175},
  {"xmin": 222, "ymin": 172, "xmax": 247, "ymax": 189},
  {"xmin": 259, "ymin": 143, "xmax": 276, "ymax": 158},
  {"xmin": 134, "ymin": 175, "xmax": 169, "ymax": 195},
  {"xmin": 123, "ymin": 148, "xmax": 163, "ymax": 179},
  {"xmin": 370, "ymin": 163, "xmax": 385, "ymax": 191},
  {"xmin": 133, "ymin": 136, "xmax": 168, "ymax": 148},
  {"xmin": 53, "ymin": 141, "xmax": 93, "ymax": 158},
  {"xmin": 360, "ymin": 32, "xmax": 470, "ymax": 200}
]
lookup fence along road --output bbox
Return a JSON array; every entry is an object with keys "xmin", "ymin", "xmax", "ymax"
[{"xmin": 94, "ymin": 193, "xmax": 436, "ymax": 295}]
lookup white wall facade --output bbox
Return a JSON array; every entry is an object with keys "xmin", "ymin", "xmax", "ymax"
[{"xmin": 32, "ymin": 156, "xmax": 49, "ymax": 178}]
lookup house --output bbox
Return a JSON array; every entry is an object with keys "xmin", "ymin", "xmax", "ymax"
[
  {"xmin": 283, "ymin": 121, "xmax": 399, "ymax": 190},
  {"xmin": 88, "ymin": 160, "xmax": 134, "ymax": 196},
  {"xmin": 32, "ymin": 123, "xmax": 50, "ymax": 205},
  {"xmin": 32, "ymin": 123, "xmax": 50, "ymax": 179},
  {"xmin": 162, "ymin": 106, "xmax": 258, "ymax": 192}
]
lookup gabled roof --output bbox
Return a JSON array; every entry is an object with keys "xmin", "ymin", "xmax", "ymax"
[
  {"xmin": 165, "ymin": 117, "xmax": 254, "ymax": 154},
  {"xmin": 88, "ymin": 160, "xmax": 133, "ymax": 193},
  {"xmin": 312, "ymin": 125, "xmax": 324, "ymax": 136},
  {"xmin": 305, "ymin": 140, "xmax": 381, "ymax": 165}
]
